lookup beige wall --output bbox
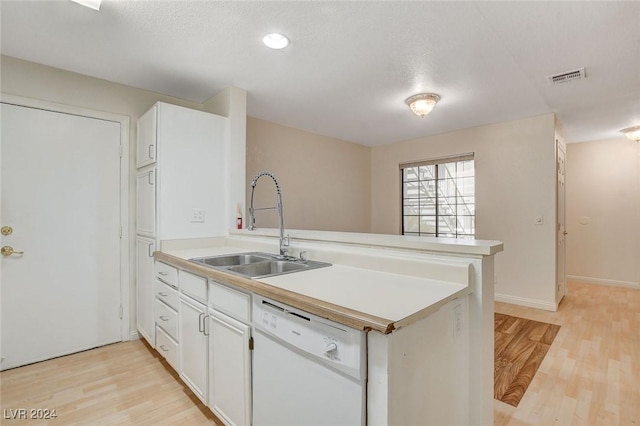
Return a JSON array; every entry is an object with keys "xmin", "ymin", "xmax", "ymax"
[
  {"xmin": 0, "ymin": 55, "xmax": 244, "ymax": 332},
  {"xmin": 246, "ymin": 117, "xmax": 371, "ymax": 233},
  {"xmin": 566, "ymin": 138, "xmax": 640, "ymax": 287},
  {"xmin": 371, "ymin": 114, "xmax": 558, "ymax": 310}
]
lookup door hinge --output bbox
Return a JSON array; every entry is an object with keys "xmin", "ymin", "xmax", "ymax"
[
  {"xmin": 249, "ymin": 337, "xmax": 254, "ymax": 351},
  {"xmin": 119, "ymin": 144, "xmax": 123, "ymax": 158},
  {"xmin": 119, "ymin": 305, "xmax": 123, "ymax": 320},
  {"xmin": 119, "ymin": 225, "xmax": 123, "ymax": 239}
]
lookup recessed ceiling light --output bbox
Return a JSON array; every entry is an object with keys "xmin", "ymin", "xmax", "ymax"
[
  {"xmin": 263, "ymin": 33, "xmax": 289, "ymax": 50},
  {"xmin": 71, "ymin": 0, "xmax": 101, "ymax": 10}
]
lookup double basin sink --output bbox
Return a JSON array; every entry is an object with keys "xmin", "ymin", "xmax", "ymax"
[{"xmin": 189, "ymin": 252, "xmax": 331, "ymax": 279}]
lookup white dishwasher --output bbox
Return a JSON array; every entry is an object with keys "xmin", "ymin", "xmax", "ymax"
[{"xmin": 252, "ymin": 295, "xmax": 366, "ymax": 426}]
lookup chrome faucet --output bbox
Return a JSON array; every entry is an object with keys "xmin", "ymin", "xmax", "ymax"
[{"xmin": 248, "ymin": 171, "xmax": 289, "ymax": 257}]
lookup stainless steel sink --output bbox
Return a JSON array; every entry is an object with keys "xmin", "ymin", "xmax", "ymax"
[
  {"xmin": 228, "ymin": 260, "xmax": 311, "ymax": 278},
  {"xmin": 190, "ymin": 253, "xmax": 272, "ymax": 267},
  {"xmin": 189, "ymin": 252, "xmax": 331, "ymax": 279}
]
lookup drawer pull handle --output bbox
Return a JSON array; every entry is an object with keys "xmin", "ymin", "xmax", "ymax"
[
  {"xmin": 158, "ymin": 292, "xmax": 168, "ymax": 297},
  {"xmin": 159, "ymin": 345, "xmax": 168, "ymax": 352},
  {"xmin": 159, "ymin": 316, "xmax": 169, "ymax": 321},
  {"xmin": 158, "ymin": 271, "xmax": 168, "ymax": 276}
]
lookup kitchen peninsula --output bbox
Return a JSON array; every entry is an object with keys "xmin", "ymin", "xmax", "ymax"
[{"xmin": 153, "ymin": 228, "xmax": 502, "ymax": 426}]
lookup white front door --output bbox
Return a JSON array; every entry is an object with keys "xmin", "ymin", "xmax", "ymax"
[{"xmin": 1, "ymin": 102, "xmax": 123, "ymax": 371}]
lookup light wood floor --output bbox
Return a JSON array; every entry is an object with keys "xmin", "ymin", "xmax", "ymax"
[
  {"xmin": 1, "ymin": 280, "xmax": 637, "ymax": 425},
  {"xmin": 0, "ymin": 339, "xmax": 221, "ymax": 425},
  {"xmin": 495, "ymin": 280, "xmax": 640, "ymax": 425}
]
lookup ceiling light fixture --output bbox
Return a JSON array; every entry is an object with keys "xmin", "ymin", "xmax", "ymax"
[
  {"xmin": 405, "ymin": 93, "xmax": 440, "ymax": 118},
  {"xmin": 620, "ymin": 125, "xmax": 640, "ymax": 142},
  {"xmin": 263, "ymin": 33, "xmax": 289, "ymax": 50},
  {"xmin": 71, "ymin": 0, "xmax": 101, "ymax": 10}
]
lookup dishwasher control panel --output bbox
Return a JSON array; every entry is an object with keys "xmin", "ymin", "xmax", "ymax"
[{"xmin": 252, "ymin": 295, "xmax": 365, "ymax": 380}]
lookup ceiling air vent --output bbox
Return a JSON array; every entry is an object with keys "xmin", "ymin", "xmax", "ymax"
[{"xmin": 547, "ymin": 67, "xmax": 586, "ymax": 85}]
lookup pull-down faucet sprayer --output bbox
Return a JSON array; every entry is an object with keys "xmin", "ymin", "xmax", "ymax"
[{"xmin": 248, "ymin": 171, "xmax": 289, "ymax": 257}]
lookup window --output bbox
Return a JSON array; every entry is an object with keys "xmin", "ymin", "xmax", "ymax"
[{"xmin": 401, "ymin": 154, "xmax": 475, "ymax": 239}]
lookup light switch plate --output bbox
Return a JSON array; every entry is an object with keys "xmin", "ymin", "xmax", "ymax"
[{"xmin": 191, "ymin": 208, "xmax": 205, "ymax": 223}]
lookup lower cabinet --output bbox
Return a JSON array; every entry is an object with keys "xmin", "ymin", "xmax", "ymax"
[
  {"xmin": 136, "ymin": 237, "xmax": 155, "ymax": 347},
  {"xmin": 150, "ymin": 267, "xmax": 252, "ymax": 425},
  {"xmin": 179, "ymin": 295, "xmax": 208, "ymax": 403},
  {"xmin": 155, "ymin": 325, "xmax": 178, "ymax": 371},
  {"xmin": 208, "ymin": 309, "xmax": 252, "ymax": 426}
]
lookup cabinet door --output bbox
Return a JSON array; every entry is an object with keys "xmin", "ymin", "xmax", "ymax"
[
  {"xmin": 179, "ymin": 296, "xmax": 208, "ymax": 403},
  {"xmin": 136, "ymin": 168, "xmax": 156, "ymax": 237},
  {"xmin": 209, "ymin": 310, "xmax": 251, "ymax": 426},
  {"xmin": 136, "ymin": 105, "xmax": 157, "ymax": 168},
  {"xmin": 156, "ymin": 102, "xmax": 228, "ymax": 240},
  {"xmin": 136, "ymin": 237, "xmax": 155, "ymax": 347}
]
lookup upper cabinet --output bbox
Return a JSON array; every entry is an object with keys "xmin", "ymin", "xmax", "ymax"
[
  {"xmin": 136, "ymin": 106, "xmax": 157, "ymax": 168},
  {"xmin": 135, "ymin": 102, "xmax": 229, "ymax": 240}
]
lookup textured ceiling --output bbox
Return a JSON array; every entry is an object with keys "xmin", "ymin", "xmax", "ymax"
[{"xmin": 1, "ymin": 1, "xmax": 639, "ymax": 146}]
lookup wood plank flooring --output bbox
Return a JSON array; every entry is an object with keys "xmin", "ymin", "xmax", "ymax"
[
  {"xmin": 0, "ymin": 340, "xmax": 222, "ymax": 425},
  {"xmin": 1, "ymin": 280, "xmax": 638, "ymax": 425},
  {"xmin": 495, "ymin": 280, "xmax": 640, "ymax": 425},
  {"xmin": 494, "ymin": 313, "xmax": 560, "ymax": 407}
]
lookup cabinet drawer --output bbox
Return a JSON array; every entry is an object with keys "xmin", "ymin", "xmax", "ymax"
[
  {"xmin": 156, "ymin": 262, "xmax": 178, "ymax": 287},
  {"xmin": 156, "ymin": 326, "xmax": 178, "ymax": 371},
  {"xmin": 209, "ymin": 280, "xmax": 251, "ymax": 323},
  {"xmin": 155, "ymin": 280, "xmax": 179, "ymax": 310},
  {"xmin": 155, "ymin": 299, "xmax": 178, "ymax": 340},
  {"xmin": 180, "ymin": 270, "xmax": 207, "ymax": 302}
]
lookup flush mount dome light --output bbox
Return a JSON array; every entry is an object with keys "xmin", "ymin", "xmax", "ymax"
[
  {"xmin": 405, "ymin": 93, "xmax": 440, "ymax": 118},
  {"xmin": 263, "ymin": 33, "xmax": 289, "ymax": 50},
  {"xmin": 620, "ymin": 125, "xmax": 640, "ymax": 142}
]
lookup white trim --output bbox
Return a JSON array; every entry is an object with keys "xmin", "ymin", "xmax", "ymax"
[
  {"xmin": 1, "ymin": 93, "xmax": 131, "ymax": 343},
  {"xmin": 494, "ymin": 293, "xmax": 557, "ymax": 312},
  {"xmin": 567, "ymin": 275, "xmax": 640, "ymax": 289},
  {"xmin": 130, "ymin": 330, "xmax": 140, "ymax": 341}
]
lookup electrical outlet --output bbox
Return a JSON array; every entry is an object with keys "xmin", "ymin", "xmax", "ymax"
[{"xmin": 191, "ymin": 208, "xmax": 205, "ymax": 223}]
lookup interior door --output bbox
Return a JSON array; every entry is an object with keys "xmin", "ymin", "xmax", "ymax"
[
  {"xmin": 1, "ymin": 102, "xmax": 122, "ymax": 371},
  {"xmin": 556, "ymin": 139, "xmax": 567, "ymax": 303}
]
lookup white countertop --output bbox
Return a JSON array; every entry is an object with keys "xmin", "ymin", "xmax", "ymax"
[
  {"xmin": 259, "ymin": 264, "xmax": 467, "ymax": 323},
  {"xmin": 163, "ymin": 239, "xmax": 472, "ymax": 329},
  {"xmin": 230, "ymin": 228, "xmax": 503, "ymax": 256}
]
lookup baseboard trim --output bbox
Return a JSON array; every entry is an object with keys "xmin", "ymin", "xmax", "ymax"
[
  {"xmin": 567, "ymin": 275, "xmax": 640, "ymax": 289},
  {"xmin": 495, "ymin": 293, "xmax": 557, "ymax": 312},
  {"xmin": 129, "ymin": 330, "xmax": 140, "ymax": 341}
]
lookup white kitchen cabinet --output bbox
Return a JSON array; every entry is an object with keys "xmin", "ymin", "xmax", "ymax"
[
  {"xmin": 135, "ymin": 102, "xmax": 229, "ymax": 241},
  {"xmin": 135, "ymin": 102, "xmax": 228, "ymax": 370},
  {"xmin": 179, "ymin": 294, "xmax": 208, "ymax": 403},
  {"xmin": 136, "ymin": 104, "xmax": 156, "ymax": 168},
  {"xmin": 208, "ymin": 309, "xmax": 252, "ymax": 426},
  {"xmin": 136, "ymin": 168, "xmax": 156, "ymax": 238},
  {"xmin": 136, "ymin": 237, "xmax": 155, "ymax": 347},
  {"xmin": 156, "ymin": 326, "xmax": 178, "ymax": 371}
]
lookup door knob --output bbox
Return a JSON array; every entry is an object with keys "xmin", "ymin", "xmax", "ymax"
[
  {"xmin": 1, "ymin": 246, "xmax": 24, "ymax": 256},
  {"xmin": 1, "ymin": 226, "xmax": 13, "ymax": 236},
  {"xmin": 563, "ymin": 231, "xmax": 568, "ymax": 236}
]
